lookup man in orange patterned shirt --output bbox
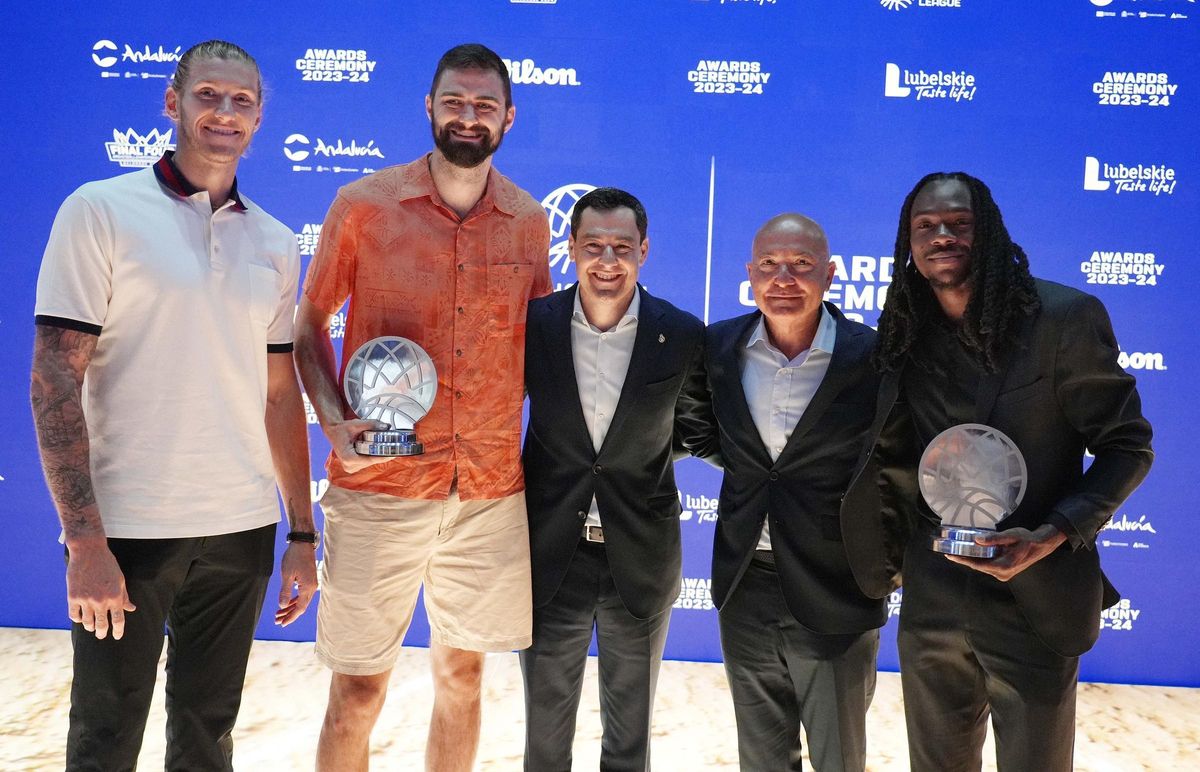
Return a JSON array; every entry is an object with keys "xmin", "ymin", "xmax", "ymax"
[{"xmin": 295, "ymin": 43, "xmax": 551, "ymax": 771}]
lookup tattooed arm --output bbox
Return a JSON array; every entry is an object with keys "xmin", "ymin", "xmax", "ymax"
[
  {"xmin": 30, "ymin": 324, "xmax": 135, "ymax": 640},
  {"xmin": 264, "ymin": 350, "xmax": 318, "ymax": 626}
]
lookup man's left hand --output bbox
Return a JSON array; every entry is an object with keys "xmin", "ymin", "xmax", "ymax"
[
  {"xmin": 275, "ymin": 541, "xmax": 318, "ymax": 626},
  {"xmin": 946, "ymin": 524, "xmax": 1067, "ymax": 581}
]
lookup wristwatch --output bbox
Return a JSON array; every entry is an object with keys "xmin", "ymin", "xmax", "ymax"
[{"xmin": 286, "ymin": 530, "xmax": 321, "ymax": 549}]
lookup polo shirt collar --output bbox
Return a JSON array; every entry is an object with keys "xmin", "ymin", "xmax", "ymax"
[
  {"xmin": 400, "ymin": 152, "xmax": 516, "ymax": 216},
  {"xmin": 153, "ymin": 150, "xmax": 247, "ymax": 212}
]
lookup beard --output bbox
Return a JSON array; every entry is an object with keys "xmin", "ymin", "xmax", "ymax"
[{"xmin": 431, "ymin": 120, "xmax": 504, "ymax": 169}]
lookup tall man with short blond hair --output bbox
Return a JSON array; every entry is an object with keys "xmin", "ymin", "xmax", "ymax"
[{"xmin": 32, "ymin": 40, "xmax": 316, "ymax": 770}]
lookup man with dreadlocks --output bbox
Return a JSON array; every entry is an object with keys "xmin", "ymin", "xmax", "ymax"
[{"xmin": 871, "ymin": 172, "xmax": 1153, "ymax": 771}]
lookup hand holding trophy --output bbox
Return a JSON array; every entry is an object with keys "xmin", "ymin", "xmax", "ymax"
[
  {"xmin": 342, "ymin": 336, "xmax": 438, "ymax": 456},
  {"xmin": 919, "ymin": 423, "xmax": 1028, "ymax": 559}
]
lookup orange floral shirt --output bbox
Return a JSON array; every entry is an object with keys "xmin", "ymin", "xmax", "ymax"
[{"xmin": 304, "ymin": 155, "xmax": 551, "ymax": 500}]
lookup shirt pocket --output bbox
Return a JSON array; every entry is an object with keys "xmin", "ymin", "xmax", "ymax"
[{"xmin": 487, "ymin": 263, "xmax": 535, "ymax": 329}]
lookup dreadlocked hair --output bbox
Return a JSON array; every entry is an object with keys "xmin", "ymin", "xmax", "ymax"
[{"xmin": 873, "ymin": 172, "xmax": 1040, "ymax": 374}]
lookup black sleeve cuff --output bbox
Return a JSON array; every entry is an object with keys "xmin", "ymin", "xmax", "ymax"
[
  {"xmin": 35, "ymin": 315, "xmax": 102, "ymax": 336},
  {"xmin": 1047, "ymin": 512, "xmax": 1087, "ymax": 551},
  {"xmin": 267, "ymin": 342, "xmax": 295, "ymax": 354}
]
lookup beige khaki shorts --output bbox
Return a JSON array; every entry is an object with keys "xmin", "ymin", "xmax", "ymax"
[{"xmin": 315, "ymin": 483, "xmax": 532, "ymax": 675}]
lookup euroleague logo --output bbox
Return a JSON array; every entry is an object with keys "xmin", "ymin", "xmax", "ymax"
[
  {"xmin": 540, "ymin": 183, "xmax": 596, "ymax": 291},
  {"xmin": 880, "ymin": 0, "xmax": 962, "ymax": 10}
]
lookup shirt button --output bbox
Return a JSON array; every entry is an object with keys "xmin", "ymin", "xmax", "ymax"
[
  {"xmin": 769, "ymin": 472, "xmax": 779, "ymax": 481},
  {"xmin": 457, "ymin": 306, "xmax": 464, "ymax": 314},
  {"xmin": 455, "ymin": 432, "xmax": 462, "ymax": 441},
  {"xmin": 455, "ymin": 349, "xmax": 463, "ymax": 357},
  {"xmin": 457, "ymin": 264, "xmax": 464, "ymax": 272},
  {"xmin": 455, "ymin": 390, "xmax": 463, "ymax": 399},
  {"xmin": 775, "ymin": 447, "xmax": 784, "ymax": 454},
  {"xmin": 214, "ymin": 245, "xmax": 221, "ymax": 253},
  {"xmin": 593, "ymin": 465, "xmax": 603, "ymax": 475},
  {"xmin": 513, "ymin": 265, "xmax": 520, "ymax": 273},
  {"xmin": 600, "ymin": 333, "xmax": 607, "ymax": 340}
]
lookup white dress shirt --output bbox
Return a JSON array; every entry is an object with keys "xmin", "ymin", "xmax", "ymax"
[
  {"xmin": 739, "ymin": 305, "xmax": 837, "ymax": 550},
  {"xmin": 572, "ymin": 288, "xmax": 642, "ymax": 528}
]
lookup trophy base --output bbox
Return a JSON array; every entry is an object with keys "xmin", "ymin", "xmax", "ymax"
[
  {"xmin": 930, "ymin": 526, "xmax": 999, "ymax": 559},
  {"xmin": 355, "ymin": 429, "xmax": 424, "ymax": 457}
]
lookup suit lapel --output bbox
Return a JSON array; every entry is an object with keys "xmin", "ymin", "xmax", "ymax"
[
  {"xmin": 712, "ymin": 312, "xmax": 775, "ymax": 468},
  {"xmin": 541, "ymin": 286, "xmax": 592, "ymax": 448},
  {"xmin": 973, "ymin": 312, "xmax": 1036, "ymax": 424},
  {"xmin": 777, "ymin": 307, "xmax": 865, "ymax": 458},
  {"xmin": 597, "ymin": 288, "xmax": 661, "ymax": 455}
]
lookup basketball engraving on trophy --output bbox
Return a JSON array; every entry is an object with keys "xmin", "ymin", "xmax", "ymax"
[
  {"xmin": 343, "ymin": 336, "xmax": 437, "ymax": 456},
  {"xmin": 919, "ymin": 423, "xmax": 1027, "ymax": 559}
]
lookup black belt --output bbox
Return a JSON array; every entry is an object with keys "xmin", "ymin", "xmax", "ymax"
[{"xmin": 752, "ymin": 549, "xmax": 775, "ymax": 567}]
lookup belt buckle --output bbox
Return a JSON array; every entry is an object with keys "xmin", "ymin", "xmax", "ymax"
[{"xmin": 583, "ymin": 525, "xmax": 605, "ymax": 543}]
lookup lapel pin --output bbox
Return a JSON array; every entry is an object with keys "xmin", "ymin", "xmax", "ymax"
[{"xmin": 658, "ymin": 334, "xmax": 666, "ymax": 343}]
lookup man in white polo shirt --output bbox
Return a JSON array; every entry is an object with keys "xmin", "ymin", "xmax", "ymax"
[{"xmin": 30, "ymin": 40, "xmax": 317, "ymax": 770}]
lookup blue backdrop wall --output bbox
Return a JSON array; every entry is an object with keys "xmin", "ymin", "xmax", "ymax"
[{"xmin": 2, "ymin": 0, "xmax": 1196, "ymax": 687}]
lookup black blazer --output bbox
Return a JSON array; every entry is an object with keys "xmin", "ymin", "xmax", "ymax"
[
  {"xmin": 873, "ymin": 279, "xmax": 1154, "ymax": 657},
  {"xmin": 522, "ymin": 286, "xmax": 717, "ymax": 620},
  {"xmin": 705, "ymin": 303, "xmax": 903, "ymax": 636}
]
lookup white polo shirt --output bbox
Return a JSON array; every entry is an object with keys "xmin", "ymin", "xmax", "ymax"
[{"xmin": 34, "ymin": 154, "xmax": 300, "ymax": 539}]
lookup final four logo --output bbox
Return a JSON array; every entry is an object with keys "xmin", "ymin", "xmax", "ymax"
[
  {"xmin": 540, "ymin": 183, "xmax": 597, "ymax": 290},
  {"xmin": 105, "ymin": 128, "xmax": 174, "ymax": 168},
  {"xmin": 1084, "ymin": 156, "xmax": 1177, "ymax": 195}
]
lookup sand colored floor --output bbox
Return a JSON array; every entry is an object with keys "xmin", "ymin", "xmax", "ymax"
[{"xmin": 2, "ymin": 627, "xmax": 1196, "ymax": 770}]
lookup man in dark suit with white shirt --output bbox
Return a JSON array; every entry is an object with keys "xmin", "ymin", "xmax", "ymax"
[
  {"xmin": 705, "ymin": 213, "xmax": 904, "ymax": 772},
  {"xmin": 520, "ymin": 187, "xmax": 716, "ymax": 771}
]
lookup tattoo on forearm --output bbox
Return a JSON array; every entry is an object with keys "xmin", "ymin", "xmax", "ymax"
[{"xmin": 31, "ymin": 326, "xmax": 101, "ymax": 534}]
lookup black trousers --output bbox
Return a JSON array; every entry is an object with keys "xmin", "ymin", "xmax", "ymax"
[
  {"xmin": 718, "ymin": 556, "xmax": 879, "ymax": 772},
  {"xmin": 898, "ymin": 539, "xmax": 1079, "ymax": 772},
  {"xmin": 66, "ymin": 523, "xmax": 276, "ymax": 772},
  {"xmin": 519, "ymin": 540, "xmax": 671, "ymax": 772}
]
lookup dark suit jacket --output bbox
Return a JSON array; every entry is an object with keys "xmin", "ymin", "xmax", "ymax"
[
  {"xmin": 706, "ymin": 303, "xmax": 904, "ymax": 636},
  {"xmin": 873, "ymin": 279, "xmax": 1154, "ymax": 657},
  {"xmin": 523, "ymin": 286, "xmax": 717, "ymax": 620}
]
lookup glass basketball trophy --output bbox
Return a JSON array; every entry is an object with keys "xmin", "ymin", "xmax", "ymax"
[
  {"xmin": 342, "ymin": 336, "xmax": 438, "ymax": 456},
  {"xmin": 919, "ymin": 423, "xmax": 1028, "ymax": 559}
]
